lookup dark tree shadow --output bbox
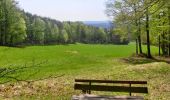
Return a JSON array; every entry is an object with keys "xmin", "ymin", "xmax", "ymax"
[{"xmin": 122, "ymin": 55, "xmax": 170, "ymax": 65}]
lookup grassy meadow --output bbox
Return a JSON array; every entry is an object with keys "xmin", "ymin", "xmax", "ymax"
[{"xmin": 0, "ymin": 43, "xmax": 169, "ymax": 100}]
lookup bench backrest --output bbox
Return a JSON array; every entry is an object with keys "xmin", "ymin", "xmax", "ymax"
[{"xmin": 74, "ymin": 79, "xmax": 148, "ymax": 96}]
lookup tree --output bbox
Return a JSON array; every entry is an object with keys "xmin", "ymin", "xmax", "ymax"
[
  {"xmin": 105, "ymin": 0, "xmax": 170, "ymax": 57},
  {"xmin": 59, "ymin": 29, "xmax": 68, "ymax": 43},
  {"xmin": 106, "ymin": 0, "xmax": 130, "ymax": 44},
  {"xmin": 0, "ymin": 0, "xmax": 26, "ymax": 46},
  {"xmin": 146, "ymin": 5, "xmax": 152, "ymax": 58},
  {"xmin": 44, "ymin": 20, "xmax": 53, "ymax": 43},
  {"xmin": 52, "ymin": 24, "xmax": 59, "ymax": 42},
  {"xmin": 32, "ymin": 17, "xmax": 45, "ymax": 44},
  {"xmin": 97, "ymin": 27, "xmax": 107, "ymax": 43},
  {"xmin": 1, "ymin": 0, "xmax": 115, "ymax": 46},
  {"xmin": 8, "ymin": 13, "xmax": 26, "ymax": 45}
]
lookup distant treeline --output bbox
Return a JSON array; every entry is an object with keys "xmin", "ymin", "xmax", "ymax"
[
  {"xmin": 24, "ymin": 13, "xmax": 110, "ymax": 45},
  {"xmin": 0, "ymin": 0, "xmax": 129, "ymax": 46}
]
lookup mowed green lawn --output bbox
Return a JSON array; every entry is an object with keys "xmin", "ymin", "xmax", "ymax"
[
  {"xmin": 0, "ymin": 43, "xmax": 158, "ymax": 79},
  {"xmin": 0, "ymin": 43, "xmax": 169, "ymax": 100}
]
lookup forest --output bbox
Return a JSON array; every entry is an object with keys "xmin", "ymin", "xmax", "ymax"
[
  {"xmin": 106, "ymin": 0, "xmax": 170, "ymax": 58},
  {"xmin": 0, "ymin": 0, "xmax": 130, "ymax": 47}
]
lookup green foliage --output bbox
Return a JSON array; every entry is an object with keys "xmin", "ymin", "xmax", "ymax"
[
  {"xmin": 0, "ymin": 0, "xmax": 26, "ymax": 46},
  {"xmin": 96, "ymin": 27, "xmax": 107, "ymax": 43},
  {"xmin": 23, "ymin": 14, "xmax": 113, "ymax": 45},
  {"xmin": 32, "ymin": 18, "xmax": 45, "ymax": 44},
  {"xmin": 59, "ymin": 29, "xmax": 69, "ymax": 43},
  {"xmin": 0, "ymin": 0, "xmax": 118, "ymax": 46},
  {"xmin": 106, "ymin": 0, "xmax": 170, "ymax": 56}
]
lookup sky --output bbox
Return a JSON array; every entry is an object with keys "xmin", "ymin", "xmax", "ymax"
[{"xmin": 17, "ymin": 0, "xmax": 109, "ymax": 21}]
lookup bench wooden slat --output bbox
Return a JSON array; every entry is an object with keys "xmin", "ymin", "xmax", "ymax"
[
  {"xmin": 75, "ymin": 84, "xmax": 148, "ymax": 93},
  {"xmin": 72, "ymin": 95, "xmax": 144, "ymax": 100},
  {"xmin": 75, "ymin": 79, "xmax": 147, "ymax": 84}
]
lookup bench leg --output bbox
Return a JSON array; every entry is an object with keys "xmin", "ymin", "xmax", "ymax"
[
  {"xmin": 88, "ymin": 90, "xmax": 91, "ymax": 94},
  {"xmin": 82, "ymin": 90, "xmax": 87, "ymax": 94},
  {"xmin": 129, "ymin": 83, "xmax": 132, "ymax": 96}
]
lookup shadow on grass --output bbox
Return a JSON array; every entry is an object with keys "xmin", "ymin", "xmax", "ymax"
[
  {"xmin": 122, "ymin": 55, "xmax": 170, "ymax": 65},
  {"xmin": 0, "ymin": 60, "xmax": 64, "ymax": 84}
]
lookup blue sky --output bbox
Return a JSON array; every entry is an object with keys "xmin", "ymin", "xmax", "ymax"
[{"xmin": 17, "ymin": 0, "xmax": 109, "ymax": 21}]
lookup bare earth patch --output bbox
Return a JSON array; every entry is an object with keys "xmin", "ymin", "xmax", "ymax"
[{"xmin": 65, "ymin": 50, "xmax": 79, "ymax": 55}]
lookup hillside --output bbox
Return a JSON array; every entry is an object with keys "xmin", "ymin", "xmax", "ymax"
[
  {"xmin": 0, "ymin": 44, "xmax": 169, "ymax": 99},
  {"xmin": 83, "ymin": 21, "xmax": 113, "ymax": 29}
]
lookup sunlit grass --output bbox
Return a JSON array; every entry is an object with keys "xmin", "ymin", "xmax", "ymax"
[
  {"xmin": 0, "ymin": 43, "xmax": 159, "ymax": 79},
  {"xmin": 0, "ymin": 43, "xmax": 169, "ymax": 99}
]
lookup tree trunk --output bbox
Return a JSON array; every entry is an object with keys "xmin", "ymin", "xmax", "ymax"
[
  {"xmin": 161, "ymin": 11, "xmax": 167, "ymax": 56},
  {"xmin": 0, "ymin": 0, "xmax": 6, "ymax": 46},
  {"xmin": 0, "ymin": 5, "xmax": 2, "ymax": 45},
  {"xmin": 138, "ymin": 19, "xmax": 142, "ymax": 54},
  {"xmin": 158, "ymin": 13, "xmax": 161, "ymax": 56},
  {"xmin": 146, "ymin": 7, "xmax": 152, "ymax": 58},
  {"xmin": 134, "ymin": 4, "xmax": 139, "ymax": 55},
  {"xmin": 4, "ymin": 5, "xmax": 8, "ymax": 46},
  {"xmin": 168, "ymin": 6, "xmax": 170, "ymax": 56},
  {"xmin": 161, "ymin": 32, "xmax": 167, "ymax": 55},
  {"xmin": 138, "ymin": 35, "xmax": 142, "ymax": 54},
  {"xmin": 10, "ymin": 35, "xmax": 13, "ymax": 46},
  {"xmin": 0, "ymin": 23, "xmax": 2, "ymax": 45},
  {"xmin": 136, "ymin": 38, "xmax": 138, "ymax": 55},
  {"xmin": 3, "ymin": 0, "xmax": 7, "ymax": 46},
  {"xmin": 159, "ymin": 35, "xmax": 161, "ymax": 56}
]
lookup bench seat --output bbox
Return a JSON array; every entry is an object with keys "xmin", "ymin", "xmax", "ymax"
[{"xmin": 72, "ymin": 94, "xmax": 144, "ymax": 100}]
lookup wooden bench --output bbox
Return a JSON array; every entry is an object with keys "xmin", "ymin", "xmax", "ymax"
[
  {"xmin": 72, "ymin": 94, "xmax": 144, "ymax": 100},
  {"xmin": 74, "ymin": 79, "xmax": 148, "ymax": 96}
]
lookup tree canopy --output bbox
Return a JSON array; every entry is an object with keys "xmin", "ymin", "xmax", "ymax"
[
  {"xmin": 106, "ymin": 0, "xmax": 170, "ymax": 57},
  {"xmin": 0, "ymin": 0, "xmax": 130, "ymax": 46}
]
